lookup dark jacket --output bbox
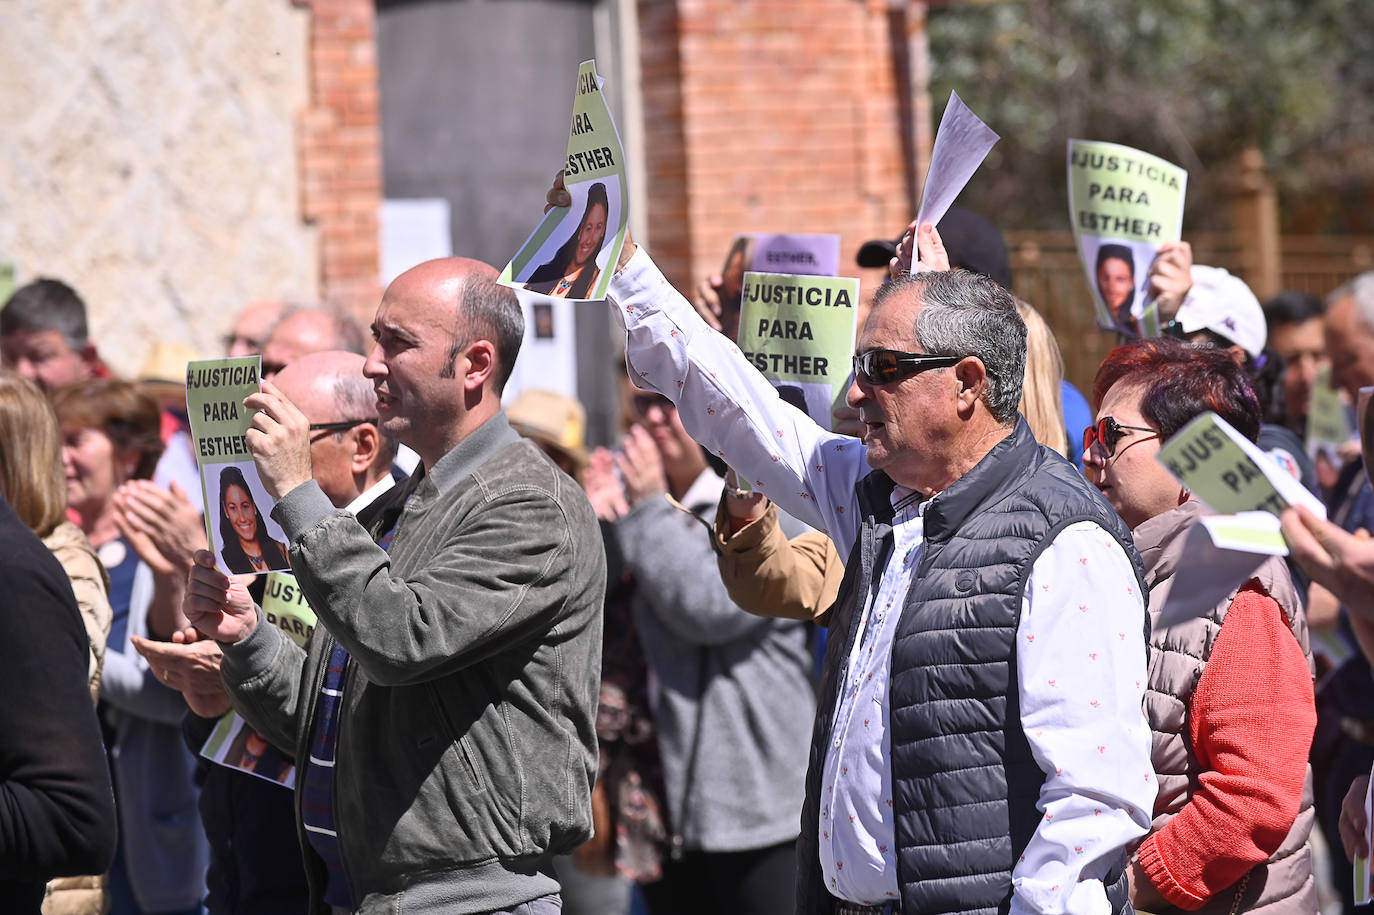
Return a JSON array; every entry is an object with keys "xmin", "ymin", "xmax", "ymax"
[
  {"xmin": 797, "ymin": 420, "xmax": 1146, "ymax": 915},
  {"xmin": 0, "ymin": 495, "xmax": 117, "ymax": 911},
  {"xmin": 221, "ymin": 414, "xmax": 606, "ymax": 914}
]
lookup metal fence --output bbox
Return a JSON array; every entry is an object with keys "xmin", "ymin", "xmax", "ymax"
[{"xmin": 1006, "ymin": 231, "xmax": 1374, "ymax": 394}]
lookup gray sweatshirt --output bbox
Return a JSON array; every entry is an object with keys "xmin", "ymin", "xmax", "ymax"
[{"xmin": 615, "ymin": 469, "xmax": 815, "ymax": 852}]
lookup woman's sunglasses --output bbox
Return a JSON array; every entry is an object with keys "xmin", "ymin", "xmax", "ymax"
[
  {"xmin": 851, "ymin": 349, "xmax": 964, "ymax": 386},
  {"xmin": 1083, "ymin": 416, "xmax": 1157, "ymax": 457}
]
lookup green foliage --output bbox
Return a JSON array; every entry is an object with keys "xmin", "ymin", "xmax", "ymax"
[{"xmin": 928, "ymin": 0, "xmax": 1374, "ymax": 231}]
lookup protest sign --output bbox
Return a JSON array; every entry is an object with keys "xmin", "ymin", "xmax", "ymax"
[
  {"xmin": 185, "ymin": 357, "xmax": 290, "ymax": 576},
  {"xmin": 0, "ymin": 262, "xmax": 13, "ymax": 304},
  {"xmin": 912, "ymin": 92, "xmax": 1000, "ymax": 244},
  {"xmin": 262, "ymin": 572, "xmax": 317, "ymax": 648},
  {"xmin": 1307, "ymin": 364, "xmax": 1354, "ymax": 463},
  {"xmin": 737, "ymin": 271, "xmax": 859, "ymax": 430},
  {"xmin": 200, "ymin": 712, "xmax": 295, "ymax": 788},
  {"xmin": 1067, "ymin": 140, "xmax": 1187, "ymax": 336},
  {"xmin": 749, "ymin": 234, "xmax": 841, "ymax": 278},
  {"xmin": 1155, "ymin": 512, "xmax": 1286, "ymax": 628},
  {"xmin": 1155, "ymin": 411, "xmax": 1326, "ymax": 519},
  {"xmin": 501, "ymin": 60, "xmax": 628, "ymax": 303},
  {"xmin": 714, "ymin": 234, "xmax": 842, "ymax": 336}
]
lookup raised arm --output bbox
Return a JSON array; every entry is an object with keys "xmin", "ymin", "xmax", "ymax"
[{"xmin": 607, "ymin": 244, "xmax": 866, "ymax": 551}]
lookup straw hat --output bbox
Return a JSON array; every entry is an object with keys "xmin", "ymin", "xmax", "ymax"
[{"xmin": 507, "ymin": 389, "xmax": 588, "ymax": 471}]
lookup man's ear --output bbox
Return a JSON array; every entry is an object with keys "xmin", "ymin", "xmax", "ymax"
[
  {"xmin": 463, "ymin": 340, "xmax": 497, "ymax": 392},
  {"xmin": 351, "ymin": 424, "xmax": 380, "ymax": 474},
  {"xmin": 953, "ymin": 357, "xmax": 988, "ymax": 413},
  {"xmin": 80, "ymin": 342, "xmax": 101, "ymax": 376}
]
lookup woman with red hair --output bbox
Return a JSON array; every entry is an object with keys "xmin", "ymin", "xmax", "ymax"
[{"xmin": 1086, "ymin": 337, "xmax": 1316, "ymax": 912}]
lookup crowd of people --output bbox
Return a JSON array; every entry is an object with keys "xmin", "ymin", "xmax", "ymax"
[{"xmin": 3, "ymin": 164, "xmax": 1374, "ymax": 915}]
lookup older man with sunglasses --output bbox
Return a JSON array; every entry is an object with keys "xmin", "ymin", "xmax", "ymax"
[{"xmin": 574, "ymin": 170, "xmax": 1155, "ymax": 914}]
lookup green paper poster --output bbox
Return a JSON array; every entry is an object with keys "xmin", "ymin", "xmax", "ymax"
[
  {"xmin": 184, "ymin": 357, "xmax": 290, "ymax": 576},
  {"xmin": 737, "ymin": 272, "xmax": 859, "ymax": 431},
  {"xmin": 500, "ymin": 59, "xmax": 629, "ymax": 303},
  {"xmin": 1067, "ymin": 140, "xmax": 1187, "ymax": 336},
  {"xmin": 0, "ymin": 262, "xmax": 13, "ymax": 305},
  {"xmin": 261, "ymin": 572, "xmax": 317, "ymax": 648},
  {"xmin": 1307, "ymin": 364, "xmax": 1353, "ymax": 461},
  {"xmin": 200, "ymin": 711, "xmax": 296, "ymax": 788},
  {"xmin": 1155, "ymin": 411, "xmax": 1326, "ymax": 519}
]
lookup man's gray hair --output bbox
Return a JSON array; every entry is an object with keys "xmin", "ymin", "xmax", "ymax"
[
  {"xmin": 1328, "ymin": 271, "xmax": 1374, "ymax": 334},
  {"xmin": 330, "ymin": 368, "xmax": 398, "ymax": 464},
  {"xmin": 873, "ymin": 269, "xmax": 1027, "ymax": 424}
]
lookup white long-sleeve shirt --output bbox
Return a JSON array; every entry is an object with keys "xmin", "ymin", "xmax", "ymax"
[{"xmin": 607, "ymin": 249, "xmax": 1154, "ymax": 913}]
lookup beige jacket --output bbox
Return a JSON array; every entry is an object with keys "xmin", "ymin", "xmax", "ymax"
[
  {"xmin": 712, "ymin": 498, "xmax": 844, "ymax": 626},
  {"xmin": 41, "ymin": 521, "xmax": 112, "ymax": 701}
]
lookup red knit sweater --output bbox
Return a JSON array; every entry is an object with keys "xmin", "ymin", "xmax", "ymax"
[{"xmin": 1135, "ymin": 587, "xmax": 1316, "ymax": 909}]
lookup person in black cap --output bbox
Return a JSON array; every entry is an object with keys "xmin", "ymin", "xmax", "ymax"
[{"xmin": 856, "ymin": 206, "xmax": 1012, "ymax": 290}]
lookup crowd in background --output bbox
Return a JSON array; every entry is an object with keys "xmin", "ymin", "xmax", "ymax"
[{"xmin": 3, "ymin": 180, "xmax": 1374, "ymax": 915}]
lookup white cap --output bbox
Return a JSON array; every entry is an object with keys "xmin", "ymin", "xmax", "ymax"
[{"xmin": 1174, "ymin": 265, "xmax": 1268, "ymax": 359}]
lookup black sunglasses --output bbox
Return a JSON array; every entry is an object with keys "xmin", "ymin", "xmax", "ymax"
[
  {"xmin": 1083, "ymin": 416, "xmax": 1156, "ymax": 457},
  {"xmin": 308, "ymin": 418, "xmax": 377, "ymax": 441},
  {"xmin": 852, "ymin": 349, "xmax": 964, "ymax": 386}
]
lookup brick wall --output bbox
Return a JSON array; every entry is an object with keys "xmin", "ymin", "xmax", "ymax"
[
  {"xmin": 297, "ymin": 0, "xmax": 383, "ymax": 322},
  {"xmin": 638, "ymin": 0, "xmax": 929, "ymax": 299}
]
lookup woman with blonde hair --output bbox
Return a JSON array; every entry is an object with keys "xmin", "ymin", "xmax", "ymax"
[
  {"xmin": 0, "ymin": 370, "xmax": 113, "ymax": 915},
  {"xmin": 1014, "ymin": 298, "xmax": 1069, "ymax": 457},
  {"xmin": 0, "ymin": 371, "xmax": 111, "ymax": 696}
]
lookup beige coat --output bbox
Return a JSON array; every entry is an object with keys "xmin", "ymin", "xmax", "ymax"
[{"xmin": 712, "ymin": 498, "xmax": 844, "ymax": 625}]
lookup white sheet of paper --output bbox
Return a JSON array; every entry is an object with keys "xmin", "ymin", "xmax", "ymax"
[
  {"xmin": 1156, "ymin": 512, "xmax": 1282, "ymax": 628},
  {"xmin": 911, "ymin": 91, "xmax": 1000, "ymax": 256}
]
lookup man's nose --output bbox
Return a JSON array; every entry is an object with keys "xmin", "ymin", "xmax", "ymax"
[
  {"xmin": 363, "ymin": 342, "xmax": 385, "ymax": 379},
  {"xmin": 846, "ymin": 375, "xmax": 868, "ymax": 410}
]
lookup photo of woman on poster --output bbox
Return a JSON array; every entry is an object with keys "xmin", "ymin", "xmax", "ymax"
[
  {"xmin": 216, "ymin": 464, "xmax": 289, "ymax": 574},
  {"xmin": 1096, "ymin": 243, "xmax": 1136, "ymax": 329},
  {"xmin": 524, "ymin": 182, "xmax": 609, "ymax": 299}
]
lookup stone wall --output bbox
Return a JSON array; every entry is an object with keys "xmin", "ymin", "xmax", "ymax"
[
  {"xmin": 0, "ymin": 1, "xmax": 319, "ymax": 374},
  {"xmin": 638, "ymin": 0, "xmax": 928, "ymax": 298}
]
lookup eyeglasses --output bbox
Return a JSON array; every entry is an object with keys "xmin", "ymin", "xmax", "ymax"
[
  {"xmin": 1083, "ymin": 416, "xmax": 1157, "ymax": 457},
  {"xmin": 632, "ymin": 392, "xmax": 675, "ymax": 417},
  {"xmin": 851, "ymin": 349, "xmax": 964, "ymax": 386},
  {"xmin": 308, "ymin": 418, "xmax": 377, "ymax": 443}
]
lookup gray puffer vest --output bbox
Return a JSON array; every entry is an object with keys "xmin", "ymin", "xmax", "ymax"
[
  {"xmin": 797, "ymin": 419, "xmax": 1148, "ymax": 915},
  {"xmin": 1136, "ymin": 499, "xmax": 1316, "ymax": 914}
]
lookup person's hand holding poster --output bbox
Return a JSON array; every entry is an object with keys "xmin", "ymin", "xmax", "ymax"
[
  {"xmin": 737, "ymin": 272, "xmax": 859, "ymax": 430},
  {"xmin": 185, "ymin": 357, "xmax": 291, "ymax": 577},
  {"xmin": 912, "ymin": 91, "xmax": 1000, "ymax": 244},
  {"xmin": 1067, "ymin": 140, "xmax": 1187, "ymax": 336},
  {"xmin": 501, "ymin": 59, "xmax": 628, "ymax": 303}
]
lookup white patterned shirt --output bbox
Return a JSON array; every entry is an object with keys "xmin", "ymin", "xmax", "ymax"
[{"xmin": 608, "ymin": 249, "xmax": 1155, "ymax": 913}]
